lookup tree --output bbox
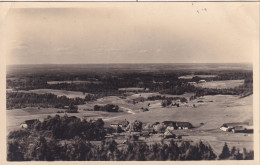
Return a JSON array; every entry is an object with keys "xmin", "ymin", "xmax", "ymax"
[
  {"xmin": 66, "ymin": 103, "xmax": 78, "ymax": 113},
  {"xmin": 219, "ymin": 142, "xmax": 230, "ymax": 159},
  {"xmin": 7, "ymin": 140, "xmax": 24, "ymax": 161},
  {"xmin": 30, "ymin": 136, "xmax": 51, "ymax": 160},
  {"xmin": 132, "ymin": 120, "xmax": 143, "ymax": 132}
]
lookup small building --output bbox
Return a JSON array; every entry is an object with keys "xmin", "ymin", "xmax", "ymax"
[
  {"xmin": 110, "ymin": 123, "xmax": 123, "ymax": 129},
  {"xmin": 188, "ymin": 82, "xmax": 197, "ymax": 85},
  {"xmin": 198, "ymin": 80, "xmax": 206, "ymax": 83},
  {"xmin": 176, "ymin": 122, "xmax": 193, "ymax": 129},
  {"xmin": 164, "ymin": 130, "xmax": 176, "ymax": 139},
  {"xmin": 20, "ymin": 119, "xmax": 39, "ymax": 129},
  {"xmin": 20, "ymin": 123, "xmax": 28, "ymax": 129},
  {"xmin": 165, "ymin": 126, "xmax": 175, "ymax": 131}
]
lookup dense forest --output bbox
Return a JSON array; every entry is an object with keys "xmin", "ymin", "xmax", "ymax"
[
  {"xmin": 7, "ymin": 70, "xmax": 253, "ymax": 97},
  {"xmin": 6, "ymin": 92, "xmax": 85, "ymax": 110},
  {"xmin": 7, "ymin": 115, "xmax": 253, "ymax": 161}
]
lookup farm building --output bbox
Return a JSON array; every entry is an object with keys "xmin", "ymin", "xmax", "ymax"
[
  {"xmin": 110, "ymin": 123, "xmax": 123, "ymax": 129},
  {"xmin": 188, "ymin": 82, "xmax": 197, "ymax": 85},
  {"xmin": 162, "ymin": 121, "xmax": 176, "ymax": 127},
  {"xmin": 220, "ymin": 122, "xmax": 250, "ymax": 132},
  {"xmin": 20, "ymin": 119, "xmax": 39, "ymax": 129},
  {"xmin": 164, "ymin": 130, "xmax": 176, "ymax": 139},
  {"xmin": 165, "ymin": 126, "xmax": 175, "ymax": 131},
  {"xmin": 162, "ymin": 121, "xmax": 193, "ymax": 130},
  {"xmin": 198, "ymin": 80, "xmax": 206, "ymax": 83},
  {"xmin": 176, "ymin": 122, "xmax": 193, "ymax": 129},
  {"xmin": 231, "ymin": 126, "xmax": 253, "ymax": 134}
]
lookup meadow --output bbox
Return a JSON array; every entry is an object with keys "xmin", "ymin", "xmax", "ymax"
[{"xmin": 194, "ymin": 80, "xmax": 245, "ymax": 89}]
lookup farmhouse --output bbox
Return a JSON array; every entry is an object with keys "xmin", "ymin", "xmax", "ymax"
[
  {"xmin": 20, "ymin": 119, "xmax": 39, "ymax": 129},
  {"xmin": 220, "ymin": 122, "xmax": 250, "ymax": 132}
]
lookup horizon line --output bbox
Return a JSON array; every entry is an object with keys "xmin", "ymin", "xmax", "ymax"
[{"xmin": 6, "ymin": 62, "xmax": 253, "ymax": 66}]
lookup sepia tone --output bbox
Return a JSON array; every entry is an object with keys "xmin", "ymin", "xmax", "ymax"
[{"xmin": 0, "ymin": 2, "xmax": 259, "ymax": 164}]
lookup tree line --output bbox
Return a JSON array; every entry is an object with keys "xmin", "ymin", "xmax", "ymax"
[{"xmin": 6, "ymin": 92, "xmax": 85, "ymax": 110}]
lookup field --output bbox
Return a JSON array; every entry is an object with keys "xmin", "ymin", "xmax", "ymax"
[
  {"xmin": 17, "ymin": 89, "xmax": 88, "ymax": 99},
  {"xmin": 7, "ymin": 90, "xmax": 253, "ymax": 155},
  {"xmin": 194, "ymin": 80, "xmax": 244, "ymax": 89},
  {"xmin": 178, "ymin": 74, "xmax": 217, "ymax": 79},
  {"xmin": 118, "ymin": 87, "xmax": 148, "ymax": 91},
  {"xmin": 47, "ymin": 81, "xmax": 101, "ymax": 85}
]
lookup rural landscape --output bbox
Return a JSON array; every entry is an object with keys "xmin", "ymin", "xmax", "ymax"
[
  {"xmin": 3, "ymin": 2, "xmax": 258, "ymax": 162},
  {"xmin": 6, "ymin": 63, "xmax": 254, "ymax": 161}
]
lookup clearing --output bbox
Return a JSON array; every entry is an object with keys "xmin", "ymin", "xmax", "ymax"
[{"xmin": 194, "ymin": 80, "xmax": 244, "ymax": 89}]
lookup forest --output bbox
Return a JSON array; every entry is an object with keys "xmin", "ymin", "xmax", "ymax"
[
  {"xmin": 6, "ymin": 92, "xmax": 85, "ymax": 110},
  {"xmin": 7, "ymin": 70, "xmax": 253, "ymax": 97}
]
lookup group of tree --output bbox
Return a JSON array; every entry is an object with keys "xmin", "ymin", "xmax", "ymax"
[
  {"xmin": 219, "ymin": 142, "xmax": 254, "ymax": 160},
  {"xmin": 93, "ymin": 104, "xmax": 119, "ymax": 112},
  {"xmin": 6, "ymin": 92, "xmax": 85, "ymax": 110},
  {"xmin": 8, "ymin": 115, "xmax": 106, "ymax": 141},
  {"xmin": 8, "ymin": 136, "xmax": 216, "ymax": 161},
  {"xmin": 8, "ymin": 137, "xmax": 254, "ymax": 161},
  {"xmin": 148, "ymin": 95, "xmax": 187, "ymax": 102}
]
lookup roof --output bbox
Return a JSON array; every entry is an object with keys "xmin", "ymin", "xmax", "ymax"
[
  {"xmin": 233, "ymin": 125, "xmax": 253, "ymax": 130},
  {"xmin": 164, "ymin": 130, "xmax": 175, "ymax": 136},
  {"xmin": 222, "ymin": 122, "xmax": 249, "ymax": 127},
  {"xmin": 162, "ymin": 121, "xmax": 176, "ymax": 125},
  {"xmin": 24, "ymin": 119, "xmax": 38, "ymax": 125},
  {"xmin": 176, "ymin": 122, "xmax": 192, "ymax": 127}
]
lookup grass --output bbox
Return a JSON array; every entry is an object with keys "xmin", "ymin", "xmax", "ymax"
[
  {"xmin": 178, "ymin": 75, "xmax": 217, "ymax": 79},
  {"xmin": 194, "ymin": 80, "xmax": 244, "ymax": 89},
  {"xmin": 47, "ymin": 81, "xmax": 101, "ymax": 85}
]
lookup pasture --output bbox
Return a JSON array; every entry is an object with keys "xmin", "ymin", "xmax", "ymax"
[
  {"xmin": 194, "ymin": 80, "xmax": 244, "ymax": 89},
  {"xmin": 178, "ymin": 75, "xmax": 217, "ymax": 79}
]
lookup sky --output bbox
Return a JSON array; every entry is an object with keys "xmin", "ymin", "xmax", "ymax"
[{"xmin": 1, "ymin": 2, "xmax": 259, "ymax": 64}]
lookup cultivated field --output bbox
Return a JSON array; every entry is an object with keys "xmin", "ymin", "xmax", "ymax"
[{"xmin": 194, "ymin": 80, "xmax": 244, "ymax": 89}]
